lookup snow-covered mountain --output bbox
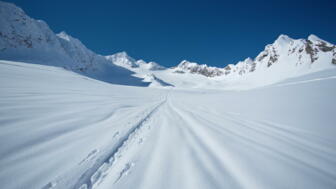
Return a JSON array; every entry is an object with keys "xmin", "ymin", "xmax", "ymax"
[
  {"xmin": 172, "ymin": 60, "xmax": 224, "ymax": 77},
  {"xmin": 1, "ymin": 1, "xmax": 336, "ymax": 189},
  {"xmin": 106, "ymin": 52, "xmax": 165, "ymax": 71},
  {"xmin": 0, "ymin": 1, "xmax": 70, "ymax": 66},
  {"xmin": 105, "ymin": 52, "xmax": 170, "ymax": 87},
  {"xmin": 105, "ymin": 52, "xmax": 138, "ymax": 69},
  {"xmin": 223, "ymin": 34, "xmax": 335, "ymax": 77},
  {"xmin": 0, "ymin": 1, "xmax": 148, "ymax": 86},
  {"xmin": 0, "ymin": 1, "xmax": 335, "ymax": 89},
  {"xmin": 155, "ymin": 34, "xmax": 335, "ymax": 88},
  {"xmin": 169, "ymin": 35, "xmax": 335, "ymax": 80}
]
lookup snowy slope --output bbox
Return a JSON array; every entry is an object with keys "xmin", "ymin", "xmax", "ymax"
[
  {"xmin": 0, "ymin": 1, "xmax": 147, "ymax": 86},
  {"xmin": 0, "ymin": 1, "xmax": 70, "ymax": 66},
  {"xmin": 161, "ymin": 34, "xmax": 336, "ymax": 88},
  {"xmin": 104, "ymin": 35, "xmax": 336, "ymax": 89},
  {"xmin": 105, "ymin": 52, "xmax": 171, "ymax": 87},
  {"xmin": 0, "ymin": 60, "xmax": 166, "ymax": 189},
  {"xmin": 168, "ymin": 35, "xmax": 336, "ymax": 80},
  {"xmin": 217, "ymin": 34, "xmax": 336, "ymax": 87},
  {"xmin": 1, "ymin": 60, "xmax": 335, "ymax": 189},
  {"xmin": 1, "ymin": 2, "xmax": 336, "ymax": 188}
]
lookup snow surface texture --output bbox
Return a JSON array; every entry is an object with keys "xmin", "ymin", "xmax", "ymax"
[
  {"xmin": 1, "ymin": 60, "xmax": 336, "ymax": 189},
  {"xmin": 1, "ymin": 1, "xmax": 336, "ymax": 189}
]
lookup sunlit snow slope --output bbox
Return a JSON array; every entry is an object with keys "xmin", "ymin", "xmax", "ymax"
[{"xmin": 1, "ymin": 60, "xmax": 335, "ymax": 189}]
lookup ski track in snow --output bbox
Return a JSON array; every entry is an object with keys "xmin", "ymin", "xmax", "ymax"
[
  {"xmin": 96, "ymin": 92, "xmax": 336, "ymax": 189},
  {"xmin": 73, "ymin": 98, "xmax": 167, "ymax": 189},
  {"xmin": 1, "ymin": 2, "xmax": 336, "ymax": 187},
  {"xmin": 1, "ymin": 61, "xmax": 336, "ymax": 189}
]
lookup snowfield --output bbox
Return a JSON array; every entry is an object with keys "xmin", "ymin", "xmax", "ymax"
[
  {"xmin": 1, "ymin": 60, "xmax": 336, "ymax": 189},
  {"xmin": 1, "ymin": 1, "xmax": 336, "ymax": 188}
]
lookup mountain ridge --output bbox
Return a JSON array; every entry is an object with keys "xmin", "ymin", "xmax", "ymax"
[{"xmin": 0, "ymin": 1, "xmax": 335, "ymax": 89}]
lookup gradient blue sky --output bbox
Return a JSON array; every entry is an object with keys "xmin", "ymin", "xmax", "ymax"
[{"xmin": 6, "ymin": 0, "xmax": 336, "ymax": 67}]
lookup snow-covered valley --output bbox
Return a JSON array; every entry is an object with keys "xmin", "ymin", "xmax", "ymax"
[
  {"xmin": 1, "ymin": 60, "xmax": 336, "ymax": 189},
  {"xmin": 1, "ymin": 1, "xmax": 336, "ymax": 189}
]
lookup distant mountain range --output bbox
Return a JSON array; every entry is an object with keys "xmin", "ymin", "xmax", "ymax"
[{"xmin": 0, "ymin": 1, "xmax": 335, "ymax": 89}]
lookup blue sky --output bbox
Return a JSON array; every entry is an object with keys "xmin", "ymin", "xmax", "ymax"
[{"xmin": 7, "ymin": 0, "xmax": 336, "ymax": 67}]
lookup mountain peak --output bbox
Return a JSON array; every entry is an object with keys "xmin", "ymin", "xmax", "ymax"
[
  {"xmin": 307, "ymin": 34, "xmax": 331, "ymax": 45},
  {"xmin": 175, "ymin": 60, "xmax": 224, "ymax": 77},
  {"xmin": 276, "ymin": 34, "xmax": 291, "ymax": 40},
  {"xmin": 308, "ymin": 34, "xmax": 322, "ymax": 42},
  {"xmin": 274, "ymin": 34, "xmax": 293, "ymax": 46},
  {"xmin": 243, "ymin": 57, "xmax": 254, "ymax": 64},
  {"xmin": 178, "ymin": 60, "xmax": 200, "ymax": 68},
  {"xmin": 105, "ymin": 51, "xmax": 137, "ymax": 68},
  {"xmin": 107, "ymin": 51, "xmax": 134, "ymax": 60},
  {"xmin": 115, "ymin": 51, "xmax": 128, "ymax": 57},
  {"xmin": 57, "ymin": 31, "xmax": 71, "ymax": 41}
]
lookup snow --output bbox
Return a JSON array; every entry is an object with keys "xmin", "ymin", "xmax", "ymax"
[
  {"xmin": 0, "ymin": 1, "xmax": 147, "ymax": 87},
  {"xmin": 308, "ymin": 34, "xmax": 326, "ymax": 44},
  {"xmin": 105, "ymin": 52, "xmax": 138, "ymax": 69},
  {"xmin": 0, "ymin": 60, "xmax": 165, "ymax": 189},
  {"xmin": 105, "ymin": 52, "xmax": 165, "ymax": 71},
  {"xmin": 1, "ymin": 0, "xmax": 335, "ymax": 89},
  {"xmin": 1, "ymin": 60, "xmax": 336, "ymax": 189},
  {"xmin": 141, "ymin": 74, "xmax": 174, "ymax": 88},
  {"xmin": 174, "ymin": 60, "xmax": 224, "ymax": 77},
  {"xmin": 110, "ymin": 34, "xmax": 335, "ymax": 89},
  {"xmin": 1, "ymin": 1, "xmax": 336, "ymax": 189}
]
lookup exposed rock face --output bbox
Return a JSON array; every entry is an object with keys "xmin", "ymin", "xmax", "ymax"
[
  {"xmin": 0, "ymin": 2, "xmax": 58, "ymax": 50},
  {"xmin": 0, "ymin": 1, "xmax": 150, "ymax": 86},
  {"xmin": 0, "ymin": 1, "xmax": 110, "ymax": 72},
  {"xmin": 174, "ymin": 60, "xmax": 224, "ymax": 77},
  {"xmin": 171, "ymin": 34, "xmax": 335, "ymax": 78},
  {"xmin": 1, "ymin": 1, "xmax": 335, "ymax": 85}
]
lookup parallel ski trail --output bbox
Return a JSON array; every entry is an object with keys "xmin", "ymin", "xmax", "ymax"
[
  {"xmin": 169, "ymin": 97, "xmax": 336, "ymax": 187},
  {"xmin": 73, "ymin": 98, "xmax": 167, "ymax": 189}
]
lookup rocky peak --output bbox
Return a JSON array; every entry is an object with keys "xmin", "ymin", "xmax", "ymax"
[
  {"xmin": 105, "ymin": 51, "xmax": 138, "ymax": 68},
  {"xmin": 227, "ymin": 34, "xmax": 336, "ymax": 78},
  {"xmin": 308, "ymin": 34, "xmax": 324, "ymax": 43},
  {"xmin": 106, "ymin": 52, "xmax": 166, "ymax": 70},
  {"xmin": 0, "ymin": 1, "xmax": 61, "ymax": 50},
  {"xmin": 175, "ymin": 60, "xmax": 224, "ymax": 77},
  {"xmin": 274, "ymin": 34, "xmax": 294, "ymax": 47}
]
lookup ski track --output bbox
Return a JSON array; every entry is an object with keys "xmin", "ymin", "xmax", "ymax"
[
  {"xmin": 73, "ymin": 97, "xmax": 167, "ymax": 189},
  {"xmin": 89, "ymin": 92, "xmax": 335, "ymax": 189},
  {"xmin": 1, "ymin": 61, "xmax": 336, "ymax": 189},
  {"xmin": 72, "ymin": 90, "xmax": 336, "ymax": 189},
  {"xmin": 170, "ymin": 98, "xmax": 336, "ymax": 188}
]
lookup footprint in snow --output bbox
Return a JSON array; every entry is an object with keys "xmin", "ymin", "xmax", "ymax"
[
  {"xmin": 42, "ymin": 181, "xmax": 57, "ymax": 189},
  {"xmin": 115, "ymin": 162, "xmax": 135, "ymax": 183},
  {"xmin": 113, "ymin": 131, "xmax": 120, "ymax": 138},
  {"xmin": 79, "ymin": 149, "xmax": 99, "ymax": 165},
  {"xmin": 138, "ymin": 138, "xmax": 143, "ymax": 144}
]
